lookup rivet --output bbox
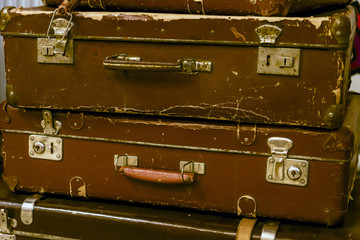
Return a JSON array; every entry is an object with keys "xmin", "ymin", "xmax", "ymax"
[
  {"xmin": 30, "ymin": 136, "xmax": 34, "ymax": 141},
  {"xmin": 336, "ymin": 31, "xmax": 342, "ymax": 36},
  {"xmin": 328, "ymin": 112, "xmax": 334, "ymax": 118},
  {"xmin": 30, "ymin": 151, "xmax": 34, "ymax": 156},
  {"xmin": 269, "ymin": 158, "xmax": 274, "ymax": 163},
  {"xmin": 160, "ymin": 28, "xmax": 166, "ymax": 33},
  {"xmin": 271, "ymin": 141, "xmax": 274, "ymax": 144},
  {"xmin": 210, "ymin": 30, "xmax": 215, "ymax": 34},
  {"xmin": 56, "ymin": 139, "xmax": 61, "ymax": 144},
  {"xmin": 300, "ymin": 179, "xmax": 305, "ymax": 184},
  {"xmin": 9, "ymin": 91, "xmax": 14, "ymax": 96},
  {"xmin": 56, "ymin": 154, "xmax": 61, "ymax": 159},
  {"xmin": 1, "ymin": 20, "xmax": 6, "ymax": 25},
  {"xmin": 326, "ymin": 145, "xmax": 330, "ymax": 149},
  {"xmin": 325, "ymin": 209, "xmax": 331, "ymax": 214},
  {"xmin": 336, "ymin": 19, "xmax": 341, "ymax": 25},
  {"xmin": 244, "ymin": 138, "xmax": 249, "ymax": 142},
  {"xmin": 302, "ymin": 162, "xmax": 306, "ymax": 168},
  {"xmin": 268, "ymin": 175, "xmax": 273, "ymax": 180}
]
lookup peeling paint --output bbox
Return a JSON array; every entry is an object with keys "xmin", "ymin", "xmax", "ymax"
[
  {"xmin": 332, "ymin": 88, "xmax": 341, "ymax": 105},
  {"xmin": 230, "ymin": 27, "xmax": 246, "ymax": 41}
]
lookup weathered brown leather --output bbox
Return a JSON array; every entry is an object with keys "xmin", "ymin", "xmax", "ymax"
[
  {"xmin": 119, "ymin": 166, "xmax": 195, "ymax": 184},
  {"xmin": 1, "ymin": 7, "xmax": 356, "ymax": 129},
  {"xmin": 0, "ymin": 94, "xmax": 359, "ymax": 225},
  {"xmin": 43, "ymin": 0, "xmax": 350, "ymax": 16}
]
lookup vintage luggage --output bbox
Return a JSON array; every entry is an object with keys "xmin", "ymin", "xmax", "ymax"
[
  {"xmin": 42, "ymin": 0, "xmax": 351, "ymax": 16},
  {"xmin": 0, "ymin": 176, "xmax": 359, "ymax": 240},
  {"xmin": 1, "ymin": 93, "xmax": 359, "ymax": 226},
  {"xmin": 0, "ymin": 6, "xmax": 356, "ymax": 129}
]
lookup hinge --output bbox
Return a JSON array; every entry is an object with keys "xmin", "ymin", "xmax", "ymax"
[
  {"xmin": 0, "ymin": 209, "xmax": 17, "ymax": 234},
  {"xmin": 41, "ymin": 110, "xmax": 61, "ymax": 135},
  {"xmin": 266, "ymin": 137, "xmax": 309, "ymax": 187},
  {"xmin": 114, "ymin": 155, "xmax": 138, "ymax": 171},
  {"xmin": 179, "ymin": 60, "xmax": 212, "ymax": 75},
  {"xmin": 20, "ymin": 195, "xmax": 43, "ymax": 225}
]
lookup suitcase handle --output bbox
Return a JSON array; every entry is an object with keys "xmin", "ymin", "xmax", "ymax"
[
  {"xmin": 103, "ymin": 55, "xmax": 212, "ymax": 75},
  {"xmin": 119, "ymin": 166, "xmax": 195, "ymax": 184}
]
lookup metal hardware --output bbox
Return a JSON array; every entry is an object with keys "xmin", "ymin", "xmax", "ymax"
[
  {"xmin": 29, "ymin": 135, "xmax": 63, "ymax": 161},
  {"xmin": 41, "ymin": 110, "xmax": 62, "ymax": 135},
  {"xmin": 0, "ymin": 7, "xmax": 15, "ymax": 31},
  {"xmin": 267, "ymin": 137, "xmax": 293, "ymax": 181},
  {"xmin": 179, "ymin": 161, "xmax": 205, "ymax": 174},
  {"xmin": 330, "ymin": 14, "xmax": 351, "ymax": 44},
  {"xmin": 20, "ymin": 195, "xmax": 43, "ymax": 225},
  {"xmin": 114, "ymin": 155, "xmax": 138, "ymax": 171},
  {"xmin": 257, "ymin": 47, "xmax": 301, "ymax": 76},
  {"xmin": 5, "ymin": 84, "xmax": 18, "ymax": 107},
  {"xmin": 287, "ymin": 166, "xmax": 301, "ymax": 180},
  {"xmin": 179, "ymin": 59, "xmax": 212, "ymax": 74},
  {"xmin": 266, "ymin": 137, "xmax": 310, "ymax": 186},
  {"xmin": 255, "ymin": 25, "xmax": 282, "ymax": 44},
  {"xmin": 0, "ymin": 209, "xmax": 17, "ymax": 234},
  {"xmin": 38, "ymin": 11, "xmax": 74, "ymax": 64},
  {"xmin": 37, "ymin": 38, "xmax": 74, "ymax": 64},
  {"xmin": 323, "ymin": 104, "xmax": 345, "ymax": 129},
  {"xmin": 0, "ymin": 233, "xmax": 16, "ymax": 240},
  {"xmin": 260, "ymin": 221, "xmax": 280, "ymax": 240}
]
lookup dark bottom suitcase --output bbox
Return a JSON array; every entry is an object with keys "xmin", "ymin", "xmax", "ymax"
[
  {"xmin": 1, "ymin": 94, "xmax": 359, "ymax": 226},
  {"xmin": 0, "ymin": 173, "xmax": 359, "ymax": 240}
]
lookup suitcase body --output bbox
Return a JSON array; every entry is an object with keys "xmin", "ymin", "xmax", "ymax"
[
  {"xmin": 0, "ymin": 6, "xmax": 356, "ymax": 129},
  {"xmin": 1, "ymin": 94, "xmax": 359, "ymax": 226},
  {"xmin": 43, "ymin": 0, "xmax": 351, "ymax": 16},
  {"xmin": 0, "ymin": 177, "xmax": 359, "ymax": 240}
]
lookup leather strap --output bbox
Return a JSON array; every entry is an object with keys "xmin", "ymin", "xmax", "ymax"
[
  {"xmin": 236, "ymin": 218, "xmax": 257, "ymax": 240},
  {"xmin": 58, "ymin": 0, "xmax": 80, "ymax": 15}
]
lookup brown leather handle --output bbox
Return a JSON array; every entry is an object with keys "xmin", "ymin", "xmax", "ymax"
[
  {"xmin": 103, "ymin": 59, "xmax": 181, "ymax": 72},
  {"xmin": 57, "ymin": 0, "xmax": 80, "ymax": 15},
  {"xmin": 119, "ymin": 167, "xmax": 195, "ymax": 184}
]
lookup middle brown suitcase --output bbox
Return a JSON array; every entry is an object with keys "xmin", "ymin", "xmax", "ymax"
[
  {"xmin": 1, "ymin": 6, "xmax": 356, "ymax": 129},
  {"xmin": 1, "ymin": 93, "xmax": 360, "ymax": 226}
]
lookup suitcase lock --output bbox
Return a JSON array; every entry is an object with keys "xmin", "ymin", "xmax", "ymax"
[
  {"xmin": 37, "ymin": 9, "xmax": 74, "ymax": 64},
  {"xmin": 266, "ymin": 137, "xmax": 309, "ymax": 187}
]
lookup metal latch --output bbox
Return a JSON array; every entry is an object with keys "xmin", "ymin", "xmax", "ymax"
[
  {"xmin": 180, "ymin": 161, "xmax": 205, "ymax": 174},
  {"xmin": 266, "ymin": 137, "xmax": 309, "ymax": 187},
  {"xmin": 179, "ymin": 60, "xmax": 212, "ymax": 75},
  {"xmin": 0, "ymin": 209, "xmax": 17, "ymax": 235},
  {"xmin": 41, "ymin": 110, "xmax": 61, "ymax": 135},
  {"xmin": 29, "ymin": 135, "xmax": 63, "ymax": 161},
  {"xmin": 255, "ymin": 25, "xmax": 282, "ymax": 44},
  {"xmin": 257, "ymin": 47, "xmax": 301, "ymax": 76},
  {"xmin": 20, "ymin": 195, "xmax": 43, "ymax": 225},
  {"xmin": 37, "ymin": 11, "xmax": 74, "ymax": 64},
  {"xmin": 114, "ymin": 155, "xmax": 138, "ymax": 171}
]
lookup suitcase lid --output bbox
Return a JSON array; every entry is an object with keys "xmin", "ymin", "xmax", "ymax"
[
  {"xmin": 1, "ymin": 94, "xmax": 359, "ymax": 164},
  {"xmin": 0, "ymin": 5, "xmax": 356, "ymax": 49}
]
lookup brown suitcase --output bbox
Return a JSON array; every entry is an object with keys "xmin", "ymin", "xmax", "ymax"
[
  {"xmin": 0, "ymin": 177, "xmax": 360, "ymax": 240},
  {"xmin": 1, "ymin": 93, "xmax": 359, "ymax": 226},
  {"xmin": 42, "ymin": 0, "xmax": 351, "ymax": 16},
  {"xmin": 0, "ymin": 6, "xmax": 356, "ymax": 129}
]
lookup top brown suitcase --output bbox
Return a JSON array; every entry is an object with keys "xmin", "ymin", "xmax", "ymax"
[
  {"xmin": 43, "ymin": 0, "xmax": 351, "ymax": 16},
  {"xmin": 0, "ymin": 6, "xmax": 356, "ymax": 129}
]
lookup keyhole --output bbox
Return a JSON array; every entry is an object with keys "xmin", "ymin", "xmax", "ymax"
[
  {"xmin": 47, "ymin": 47, "xmax": 49, "ymax": 55},
  {"xmin": 266, "ymin": 55, "xmax": 271, "ymax": 66},
  {"xmin": 291, "ymin": 170, "xmax": 297, "ymax": 177},
  {"xmin": 283, "ymin": 58, "xmax": 287, "ymax": 66},
  {"xmin": 50, "ymin": 142, "xmax": 54, "ymax": 154}
]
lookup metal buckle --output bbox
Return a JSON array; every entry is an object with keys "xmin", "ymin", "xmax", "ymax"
[{"xmin": 47, "ymin": 9, "xmax": 73, "ymax": 42}]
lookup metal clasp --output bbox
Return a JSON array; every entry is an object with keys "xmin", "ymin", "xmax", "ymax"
[
  {"xmin": 180, "ymin": 161, "xmax": 205, "ymax": 183},
  {"xmin": 41, "ymin": 110, "xmax": 61, "ymax": 135},
  {"xmin": 0, "ymin": 209, "xmax": 17, "ymax": 234},
  {"xmin": 266, "ymin": 137, "xmax": 309, "ymax": 187},
  {"xmin": 114, "ymin": 154, "xmax": 138, "ymax": 171},
  {"xmin": 255, "ymin": 25, "xmax": 282, "ymax": 44}
]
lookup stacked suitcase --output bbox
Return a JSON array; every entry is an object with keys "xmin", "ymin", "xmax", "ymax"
[{"xmin": 0, "ymin": 0, "xmax": 360, "ymax": 238}]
